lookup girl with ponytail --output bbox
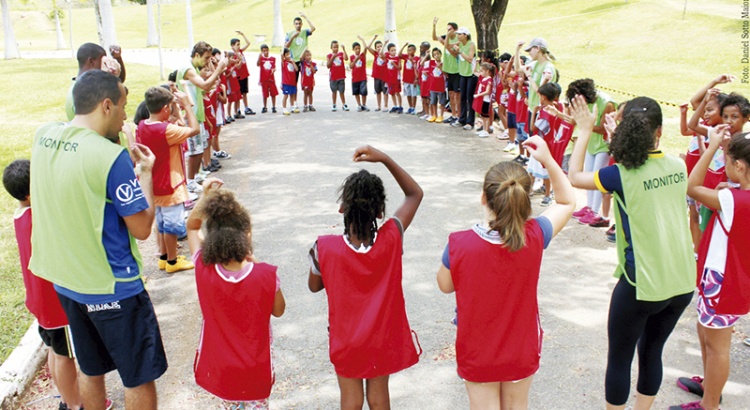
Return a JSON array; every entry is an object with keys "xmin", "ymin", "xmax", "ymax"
[
  {"xmin": 568, "ymin": 95, "xmax": 695, "ymax": 410},
  {"xmin": 436, "ymin": 136, "xmax": 575, "ymax": 409},
  {"xmin": 308, "ymin": 146, "xmax": 423, "ymax": 409}
]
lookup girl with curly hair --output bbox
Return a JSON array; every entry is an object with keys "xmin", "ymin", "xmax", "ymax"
[
  {"xmin": 436, "ymin": 135, "xmax": 574, "ymax": 409},
  {"xmin": 568, "ymin": 96, "xmax": 695, "ymax": 410},
  {"xmin": 308, "ymin": 146, "xmax": 423, "ymax": 410},
  {"xmin": 187, "ymin": 179, "xmax": 286, "ymax": 410}
]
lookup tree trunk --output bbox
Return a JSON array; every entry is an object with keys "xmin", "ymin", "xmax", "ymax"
[
  {"xmin": 384, "ymin": 0, "xmax": 398, "ymax": 47},
  {"xmin": 157, "ymin": 0, "xmax": 164, "ymax": 79},
  {"xmin": 185, "ymin": 0, "xmax": 194, "ymax": 47},
  {"xmin": 271, "ymin": 0, "xmax": 284, "ymax": 47},
  {"xmin": 470, "ymin": 0, "xmax": 510, "ymax": 54},
  {"xmin": 2, "ymin": 0, "xmax": 20, "ymax": 59},
  {"xmin": 68, "ymin": 0, "xmax": 74, "ymax": 59},
  {"xmin": 97, "ymin": 0, "xmax": 117, "ymax": 49},
  {"xmin": 55, "ymin": 12, "xmax": 66, "ymax": 49},
  {"xmin": 147, "ymin": 0, "xmax": 158, "ymax": 46}
]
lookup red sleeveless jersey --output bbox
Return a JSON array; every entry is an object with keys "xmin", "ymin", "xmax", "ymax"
[
  {"xmin": 697, "ymin": 189, "xmax": 750, "ymax": 315},
  {"xmin": 135, "ymin": 121, "xmax": 174, "ymax": 196},
  {"xmin": 193, "ymin": 252, "xmax": 277, "ymax": 401},
  {"xmin": 317, "ymin": 219, "xmax": 419, "ymax": 378},
  {"xmin": 448, "ymin": 220, "xmax": 545, "ymax": 382},
  {"xmin": 550, "ymin": 118, "xmax": 574, "ymax": 167},
  {"xmin": 472, "ymin": 76, "xmax": 492, "ymax": 115},
  {"xmin": 14, "ymin": 208, "xmax": 68, "ymax": 329}
]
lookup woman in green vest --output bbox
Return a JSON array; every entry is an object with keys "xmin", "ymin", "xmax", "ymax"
[
  {"xmin": 568, "ymin": 96, "xmax": 694, "ymax": 410},
  {"xmin": 452, "ymin": 27, "xmax": 476, "ymax": 130}
]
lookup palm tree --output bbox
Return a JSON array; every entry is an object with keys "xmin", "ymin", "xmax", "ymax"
[
  {"xmin": 51, "ymin": 0, "xmax": 66, "ymax": 49},
  {"xmin": 94, "ymin": 0, "xmax": 117, "ymax": 50},
  {"xmin": 2, "ymin": 0, "xmax": 20, "ymax": 59},
  {"xmin": 271, "ymin": 0, "xmax": 283, "ymax": 47},
  {"xmin": 147, "ymin": 0, "xmax": 158, "ymax": 46},
  {"xmin": 384, "ymin": 0, "xmax": 398, "ymax": 47}
]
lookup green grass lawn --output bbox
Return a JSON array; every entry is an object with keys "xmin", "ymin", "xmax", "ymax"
[
  {"xmin": 0, "ymin": 0, "xmax": 746, "ymax": 362},
  {"xmin": 0, "ymin": 59, "xmax": 160, "ymax": 363}
]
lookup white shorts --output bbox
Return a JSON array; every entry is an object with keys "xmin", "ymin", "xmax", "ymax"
[{"xmin": 186, "ymin": 123, "xmax": 208, "ymax": 156}]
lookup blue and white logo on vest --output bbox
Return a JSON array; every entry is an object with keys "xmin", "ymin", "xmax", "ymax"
[{"xmin": 116, "ymin": 178, "xmax": 145, "ymax": 205}]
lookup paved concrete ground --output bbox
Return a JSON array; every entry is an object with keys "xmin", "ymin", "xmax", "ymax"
[{"xmin": 16, "ymin": 50, "xmax": 750, "ymax": 409}]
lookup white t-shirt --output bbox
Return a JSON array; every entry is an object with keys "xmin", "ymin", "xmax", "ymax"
[{"xmin": 703, "ymin": 189, "xmax": 735, "ymax": 273}]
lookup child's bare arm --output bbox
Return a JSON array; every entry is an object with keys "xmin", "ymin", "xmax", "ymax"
[
  {"xmin": 514, "ymin": 41, "xmax": 524, "ymax": 74},
  {"xmin": 688, "ymin": 125, "xmax": 732, "ymax": 210},
  {"xmin": 352, "ymin": 146, "xmax": 423, "ymax": 232},
  {"xmin": 272, "ymin": 289, "xmax": 286, "ymax": 317},
  {"xmin": 592, "ymin": 102, "xmax": 616, "ymax": 136},
  {"xmin": 236, "ymin": 30, "xmax": 251, "ymax": 51},
  {"xmin": 341, "ymin": 45, "xmax": 348, "ymax": 61},
  {"xmin": 688, "ymin": 90, "xmax": 717, "ymax": 137},
  {"xmin": 175, "ymin": 91, "xmax": 200, "ymax": 136},
  {"xmin": 300, "ymin": 12, "xmax": 316, "ymax": 33},
  {"xmin": 432, "ymin": 17, "xmax": 443, "ymax": 43},
  {"xmin": 679, "ymin": 103, "xmax": 693, "ymax": 136},
  {"xmin": 690, "ymin": 74, "xmax": 734, "ymax": 110},
  {"xmin": 399, "ymin": 42, "xmax": 408, "ymax": 55}
]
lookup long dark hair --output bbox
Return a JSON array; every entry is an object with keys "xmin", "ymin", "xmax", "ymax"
[
  {"xmin": 609, "ymin": 97, "xmax": 662, "ymax": 169},
  {"xmin": 201, "ymin": 189, "xmax": 253, "ymax": 265},
  {"xmin": 339, "ymin": 170, "xmax": 386, "ymax": 242}
]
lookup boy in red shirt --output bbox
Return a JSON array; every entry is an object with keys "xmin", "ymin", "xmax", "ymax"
[
  {"xmin": 257, "ymin": 44, "xmax": 278, "ymax": 114},
  {"xmin": 301, "ymin": 49, "xmax": 318, "ymax": 112},
  {"xmin": 352, "ymin": 35, "xmax": 377, "ymax": 112},
  {"xmin": 363, "ymin": 39, "xmax": 388, "ymax": 112},
  {"xmin": 327, "ymin": 40, "xmax": 349, "ymax": 112},
  {"xmin": 281, "ymin": 47, "xmax": 300, "ymax": 115},
  {"xmin": 230, "ymin": 30, "xmax": 256, "ymax": 117},
  {"xmin": 137, "ymin": 87, "xmax": 200, "ymax": 273},
  {"xmin": 401, "ymin": 43, "xmax": 420, "ymax": 115},
  {"xmin": 382, "ymin": 43, "xmax": 403, "ymax": 114},
  {"xmin": 3, "ymin": 160, "xmax": 84, "ymax": 410}
]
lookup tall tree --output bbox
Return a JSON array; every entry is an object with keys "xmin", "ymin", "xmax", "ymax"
[
  {"xmin": 51, "ymin": 0, "xmax": 66, "ymax": 49},
  {"xmin": 185, "ymin": 0, "xmax": 194, "ymax": 47},
  {"xmin": 384, "ymin": 0, "xmax": 398, "ymax": 46},
  {"xmin": 470, "ymin": 0, "xmax": 510, "ymax": 53},
  {"xmin": 94, "ymin": 0, "xmax": 117, "ymax": 50},
  {"xmin": 271, "ymin": 0, "xmax": 283, "ymax": 47},
  {"xmin": 146, "ymin": 0, "xmax": 158, "ymax": 46},
  {"xmin": 2, "ymin": 0, "xmax": 20, "ymax": 59}
]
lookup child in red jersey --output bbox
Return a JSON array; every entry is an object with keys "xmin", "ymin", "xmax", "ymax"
[
  {"xmin": 257, "ymin": 44, "xmax": 278, "ymax": 114},
  {"xmin": 437, "ymin": 136, "xmax": 574, "ymax": 410},
  {"xmin": 364, "ymin": 39, "xmax": 388, "ymax": 111},
  {"xmin": 528, "ymin": 82, "xmax": 563, "ymax": 206},
  {"xmin": 308, "ymin": 146, "xmax": 423, "ymax": 410},
  {"xmin": 381, "ymin": 43, "xmax": 403, "ymax": 113},
  {"xmin": 417, "ymin": 41, "xmax": 432, "ymax": 119},
  {"xmin": 352, "ymin": 35, "xmax": 376, "ymax": 112},
  {"xmin": 230, "ymin": 31, "xmax": 256, "ymax": 117},
  {"xmin": 327, "ymin": 40, "xmax": 349, "ymax": 111},
  {"xmin": 675, "ymin": 94, "xmax": 750, "ymax": 410},
  {"xmin": 301, "ymin": 49, "xmax": 318, "ymax": 112},
  {"xmin": 401, "ymin": 43, "xmax": 420, "ymax": 115},
  {"xmin": 280, "ymin": 48, "xmax": 299, "ymax": 115},
  {"xmin": 427, "ymin": 47, "xmax": 446, "ymax": 123},
  {"xmin": 472, "ymin": 62, "xmax": 495, "ymax": 138},
  {"xmin": 226, "ymin": 51, "xmax": 243, "ymax": 121},
  {"xmin": 188, "ymin": 179, "xmax": 286, "ymax": 410},
  {"xmin": 3, "ymin": 160, "xmax": 84, "ymax": 410}
]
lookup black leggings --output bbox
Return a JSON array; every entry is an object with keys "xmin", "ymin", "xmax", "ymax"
[
  {"xmin": 458, "ymin": 75, "xmax": 477, "ymax": 126},
  {"xmin": 605, "ymin": 276, "xmax": 693, "ymax": 405}
]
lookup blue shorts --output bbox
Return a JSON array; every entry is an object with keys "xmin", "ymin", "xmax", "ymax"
[
  {"xmin": 282, "ymin": 84, "xmax": 297, "ymax": 95},
  {"xmin": 430, "ymin": 91, "xmax": 447, "ymax": 106},
  {"xmin": 404, "ymin": 83, "xmax": 419, "ymax": 97},
  {"xmin": 58, "ymin": 290, "xmax": 168, "ymax": 388},
  {"xmin": 352, "ymin": 80, "xmax": 368, "ymax": 96},
  {"xmin": 507, "ymin": 112, "xmax": 517, "ymax": 129},
  {"xmin": 516, "ymin": 122, "xmax": 529, "ymax": 142},
  {"xmin": 155, "ymin": 203, "xmax": 185, "ymax": 236}
]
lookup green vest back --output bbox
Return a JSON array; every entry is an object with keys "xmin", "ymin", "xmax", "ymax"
[
  {"xmin": 458, "ymin": 41, "xmax": 475, "ymax": 77},
  {"xmin": 586, "ymin": 92, "xmax": 616, "ymax": 155},
  {"xmin": 527, "ymin": 60, "xmax": 557, "ymax": 109},
  {"xmin": 287, "ymin": 30, "xmax": 309, "ymax": 60},
  {"xmin": 29, "ymin": 123, "xmax": 143, "ymax": 295},
  {"xmin": 178, "ymin": 65, "xmax": 205, "ymax": 122},
  {"xmin": 443, "ymin": 36, "xmax": 460, "ymax": 74},
  {"xmin": 612, "ymin": 155, "xmax": 695, "ymax": 301}
]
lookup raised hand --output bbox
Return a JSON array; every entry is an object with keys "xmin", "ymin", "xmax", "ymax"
[
  {"xmin": 352, "ymin": 145, "xmax": 388, "ymax": 163},
  {"xmin": 570, "ymin": 95, "xmax": 596, "ymax": 133},
  {"xmin": 130, "ymin": 143, "xmax": 156, "ymax": 172},
  {"xmin": 524, "ymin": 136, "xmax": 553, "ymax": 165}
]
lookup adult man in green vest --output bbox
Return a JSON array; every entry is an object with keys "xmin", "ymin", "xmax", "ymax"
[
  {"xmin": 31, "ymin": 70, "xmax": 166, "ymax": 410},
  {"xmin": 65, "ymin": 43, "xmax": 127, "ymax": 121},
  {"xmin": 432, "ymin": 18, "xmax": 462, "ymax": 124},
  {"xmin": 285, "ymin": 12, "xmax": 317, "ymax": 86}
]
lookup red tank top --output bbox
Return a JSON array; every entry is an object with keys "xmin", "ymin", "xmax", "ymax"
[
  {"xmin": 135, "ymin": 121, "xmax": 173, "ymax": 196},
  {"xmin": 193, "ymin": 252, "xmax": 277, "ymax": 401},
  {"xmin": 697, "ymin": 189, "xmax": 750, "ymax": 315},
  {"xmin": 550, "ymin": 119, "xmax": 574, "ymax": 167},
  {"xmin": 15, "ymin": 208, "xmax": 68, "ymax": 329},
  {"xmin": 317, "ymin": 219, "xmax": 419, "ymax": 378},
  {"xmin": 448, "ymin": 220, "xmax": 545, "ymax": 382}
]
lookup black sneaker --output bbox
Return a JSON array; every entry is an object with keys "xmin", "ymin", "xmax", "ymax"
[
  {"xmin": 512, "ymin": 155, "xmax": 527, "ymax": 165},
  {"xmin": 261, "ymin": 107, "xmax": 268, "ymax": 113},
  {"xmin": 235, "ymin": 111, "xmax": 245, "ymax": 119},
  {"xmin": 245, "ymin": 108, "xmax": 256, "ymax": 115},
  {"xmin": 210, "ymin": 158, "xmax": 221, "ymax": 167},
  {"xmin": 206, "ymin": 164, "xmax": 221, "ymax": 172},
  {"xmin": 272, "ymin": 107, "xmax": 277, "ymax": 113},
  {"xmin": 226, "ymin": 116, "xmax": 234, "ymax": 123}
]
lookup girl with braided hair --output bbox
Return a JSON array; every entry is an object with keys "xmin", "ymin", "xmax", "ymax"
[
  {"xmin": 436, "ymin": 135, "xmax": 575, "ymax": 409},
  {"xmin": 308, "ymin": 146, "xmax": 423, "ymax": 410}
]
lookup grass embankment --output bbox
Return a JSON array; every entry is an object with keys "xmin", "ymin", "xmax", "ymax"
[{"xmin": 0, "ymin": 60, "xmax": 160, "ymax": 363}]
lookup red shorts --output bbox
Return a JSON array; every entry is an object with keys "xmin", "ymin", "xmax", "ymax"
[
  {"xmin": 387, "ymin": 81, "xmax": 402, "ymax": 95},
  {"xmin": 228, "ymin": 91, "xmax": 240, "ymax": 103},
  {"xmin": 261, "ymin": 81, "xmax": 279, "ymax": 99}
]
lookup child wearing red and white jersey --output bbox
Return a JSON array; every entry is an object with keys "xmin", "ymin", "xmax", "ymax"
[
  {"xmin": 226, "ymin": 51, "xmax": 242, "ymax": 121},
  {"xmin": 382, "ymin": 43, "xmax": 403, "ymax": 113},
  {"xmin": 327, "ymin": 40, "xmax": 349, "ymax": 112},
  {"xmin": 674, "ymin": 94, "xmax": 750, "ymax": 410},
  {"xmin": 401, "ymin": 43, "xmax": 420, "ymax": 115},
  {"xmin": 472, "ymin": 63, "xmax": 495, "ymax": 138},
  {"xmin": 188, "ymin": 179, "xmax": 286, "ymax": 410},
  {"xmin": 257, "ymin": 44, "xmax": 278, "ymax": 114},
  {"xmin": 528, "ymin": 82, "xmax": 563, "ymax": 206},
  {"xmin": 301, "ymin": 49, "xmax": 317, "ymax": 112},
  {"xmin": 437, "ymin": 137, "xmax": 574, "ymax": 410},
  {"xmin": 425, "ymin": 47, "xmax": 446, "ymax": 123},
  {"xmin": 280, "ymin": 48, "xmax": 299, "ymax": 116},
  {"xmin": 230, "ymin": 31, "xmax": 256, "ymax": 117},
  {"xmin": 352, "ymin": 36, "xmax": 376, "ymax": 112},
  {"xmin": 308, "ymin": 146, "xmax": 423, "ymax": 410},
  {"xmin": 364, "ymin": 40, "xmax": 388, "ymax": 111},
  {"xmin": 417, "ymin": 42, "xmax": 432, "ymax": 118}
]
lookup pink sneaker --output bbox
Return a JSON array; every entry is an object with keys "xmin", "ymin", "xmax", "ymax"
[
  {"xmin": 579, "ymin": 211, "xmax": 599, "ymax": 225},
  {"xmin": 667, "ymin": 401, "xmax": 707, "ymax": 410},
  {"xmin": 572, "ymin": 206, "xmax": 592, "ymax": 219},
  {"xmin": 105, "ymin": 398, "xmax": 113, "ymax": 410}
]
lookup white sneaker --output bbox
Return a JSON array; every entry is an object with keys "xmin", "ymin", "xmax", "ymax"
[
  {"xmin": 503, "ymin": 142, "xmax": 515, "ymax": 152},
  {"xmin": 342, "ymin": 104, "xmax": 350, "ymax": 111},
  {"xmin": 292, "ymin": 106, "xmax": 301, "ymax": 114},
  {"xmin": 283, "ymin": 109, "xmax": 290, "ymax": 115},
  {"xmin": 477, "ymin": 130, "xmax": 490, "ymax": 138},
  {"xmin": 463, "ymin": 124, "xmax": 473, "ymax": 131},
  {"xmin": 419, "ymin": 114, "xmax": 429, "ymax": 120},
  {"xmin": 187, "ymin": 180, "xmax": 203, "ymax": 193},
  {"xmin": 194, "ymin": 173, "xmax": 206, "ymax": 184},
  {"xmin": 332, "ymin": 105, "xmax": 338, "ymax": 112},
  {"xmin": 509, "ymin": 145, "xmax": 520, "ymax": 156}
]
